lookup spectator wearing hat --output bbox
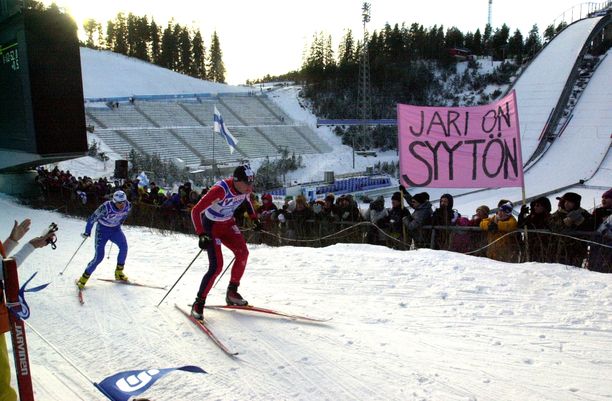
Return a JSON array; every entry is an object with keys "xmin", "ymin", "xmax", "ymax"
[
  {"xmin": 589, "ymin": 188, "xmax": 612, "ymax": 273},
  {"xmin": 593, "ymin": 188, "xmax": 612, "ymax": 228},
  {"xmin": 517, "ymin": 197, "xmax": 553, "ymax": 262},
  {"xmin": 479, "ymin": 200, "xmax": 519, "ymax": 262},
  {"xmin": 402, "ymin": 192, "xmax": 433, "ymax": 248},
  {"xmin": 385, "ymin": 192, "xmax": 411, "ymax": 245},
  {"xmin": 257, "ymin": 193, "xmax": 278, "ymax": 228},
  {"xmin": 319, "ymin": 193, "xmax": 338, "ymax": 222},
  {"xmin": 463, "ymin": 205, "xmax": 492, "ymax": 255},
  {"xmin": 470, "ymin": 205, "xmax": 490, "ymax": 226},
  {"xmin": 364, "ymin": 196, "xmax": 389, "ymax": 245},
  {"xmin": 549, "ymin": 192, "xmax": 594, "ymax": 267},
  {"xmin": 431, "ymin": 193, "xmax": 460, "ymax": 250},
  {"xmin": 336, "ymin": 195, "xmax": 361, "ymax": 223}
]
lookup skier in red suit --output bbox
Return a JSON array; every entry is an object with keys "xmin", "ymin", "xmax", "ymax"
[{"xmin": 190, "ymin": 164, "xmax": 261, "ymax": 319}]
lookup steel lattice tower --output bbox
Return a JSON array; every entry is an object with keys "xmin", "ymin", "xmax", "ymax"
[{"xmin": 356, "ymin": 2, "xmax": 372, "ymax": 167}]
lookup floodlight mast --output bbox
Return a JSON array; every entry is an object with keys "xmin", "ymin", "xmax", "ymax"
[{"xmin": 356, "ymin": 2, "xmax": 372, "ymax": 168}]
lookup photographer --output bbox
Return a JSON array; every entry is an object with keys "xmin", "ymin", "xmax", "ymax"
[{"xmin": 1, "ymin": 219, "xmax": 56, "ymax": 401}]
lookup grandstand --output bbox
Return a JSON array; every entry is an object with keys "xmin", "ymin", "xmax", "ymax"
[{"xmin": 85, "ymin": 93, "xmax": 333, "ymax": 168}]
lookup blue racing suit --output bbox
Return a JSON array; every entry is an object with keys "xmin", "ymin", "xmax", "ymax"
[{"xmin": 84, "ymin": 200, "xmax": 131, "ymax": 275}]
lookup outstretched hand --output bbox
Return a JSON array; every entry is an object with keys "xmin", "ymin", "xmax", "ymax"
[
  {"xmin": 9, "ymin": 219, "xmax": 31, "ymax": 242},
  {"xmin": 29, "ymin": 231, "xmax": 56, "ymax": 249}
]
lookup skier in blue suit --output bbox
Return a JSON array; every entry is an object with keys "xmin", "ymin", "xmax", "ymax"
[{"xmin": 77, "ymin": 190, "xmax": 131, "ymax": 289}]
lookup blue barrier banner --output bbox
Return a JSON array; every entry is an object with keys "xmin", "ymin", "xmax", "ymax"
[{"xmin": 95, "ymin": 365, "xmax": 206, "ymax": 401}]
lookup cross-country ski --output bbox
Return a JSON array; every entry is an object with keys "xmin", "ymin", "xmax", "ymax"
[
  {"xmin": 96, "ymin": 278, "xmax": 167, "ymax": 290},
  {"xmin": 205, "ymin": 304, "xmax": 331, "ymax": 322},
  {"xmin": 174, "ymin": 304, "xmax": 238, "ymax": 358},
  {"xmin": 75, "ymin": 280, "xmax": 84, "ymax": 305}
]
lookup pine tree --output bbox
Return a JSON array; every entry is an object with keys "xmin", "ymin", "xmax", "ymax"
[
  {"xmin": 126, "ymin": 13, "xmax": 137, "ymax": 57},
  {"xmin": 160, "ymin": 21, "xmax": 179, "ymax": 70},
  {"xmin": 507, "ymin": 29, "xmax": 524, "ymax": 60},
  {"xmin": 106, "ymin": 20, "xmax": 115, "ymax": 50},
  {"xmin": 482, "ymin": 23, "xmax": 492, "ymax": 56},
  {"xmin": 524, "ymin": 24, "xmax": 542, "ymax": 58},
  {"xmin": 191, "ymin": 29, "xmax": 207, "ymax": 79},
  {"xmin": 472, "ymin": 28, "xmax": 482, "ymax": 55},
  {"xmin": 133, "ymin": 15, "xmax": 150, "ymax": 61},
  {"xmin": 543, "ymin": 24, "xmax": 555, "ymax": 43},
  {"xmin": 409, "ymin": 23, "xmax": 426, "ymax": 58},
  {"xmin": 445, "ymin": 26, "xmax": 464, "ymax": 49},
  {"xmin": 491, "ymin": 24, "xmax": 510, "ymax": 60},
  {"xmin": 464, "ymin": 31, "xmax": 475, "ymax": 52},
  {"xmin": 208, "ymin": 31, "xmax": 226, "ymax": 83},
  {"xmin": 150, "ymin": 19, "xmax": 161, "ymax": 63},
  {"xmin": 323, "ymin": 34, "xmax": 335, "ymax": 72},
  {"xmin": 112, "ymin": 13, "xmax": 128, "ymax": 55},
  {"xmin": 83, "ymin": 18, "xmax": 100, "ymax": 49},
  {"xmin": 178, "ymin": 27, "xmax": 192, "ymax": 75},
  {"xmin": 338, "ymin": 29, "xmax": 356, "ymax": 68},
  {"xmin": 96, "ymin": 22, "xmax": 105, "ymax": 48}
]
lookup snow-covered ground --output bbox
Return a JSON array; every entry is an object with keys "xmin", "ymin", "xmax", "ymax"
[
  {"xmin": 80, "ymin": 48, "xmax": 251, "ymax": 99},
  {"xmin": 3, "ymin": 195, "xmax": 612, "ymax": 401}
]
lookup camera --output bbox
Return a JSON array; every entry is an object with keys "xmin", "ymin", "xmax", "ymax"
[{"xmin": 42, "ymin": 222, "xmax": 59, "ymax": 249}]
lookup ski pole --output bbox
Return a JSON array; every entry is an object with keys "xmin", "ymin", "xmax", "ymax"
[
  {"xmin": 212, "ymin": 256, "xmax": 236, "ymax": 289},
  {"xmin": 59, "ymin": 237, "xmax": 88, "ymax": 275},
  {"xmin": 106, "ymin": 242, "xmax": 113, "ymax": 259},
  {"xmin": 156, "ymin": 249, "xmax": 202, "ymax": 307}
]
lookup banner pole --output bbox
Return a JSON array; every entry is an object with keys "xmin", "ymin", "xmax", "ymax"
[{"xmin": 521, "ymin": 185, "xmax": 530, "ymax": 262}]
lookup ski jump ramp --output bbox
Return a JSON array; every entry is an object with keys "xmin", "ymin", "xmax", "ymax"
[
  {"xmin": 514, "ymin": 16, "xmax": 604, "ymax": 162},
  {"xmin": 449, "ymin": 15, "xmax": 611, "ymax": 212}
]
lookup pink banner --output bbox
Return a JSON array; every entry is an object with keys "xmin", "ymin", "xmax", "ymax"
[{"xmin": 397, "ymin": 90, "xmax": 524, "ymax": 188}]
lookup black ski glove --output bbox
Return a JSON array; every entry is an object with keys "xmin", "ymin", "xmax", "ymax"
[
  {"xmin": 253, "ymin": 219, "xmax": 263, "ymax": 232},
  {"xmin": 198, "ymin": 233, "xmax": 212, "ymax": 249}
]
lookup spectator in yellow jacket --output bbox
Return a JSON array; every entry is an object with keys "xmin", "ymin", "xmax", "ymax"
[{"xmin": 480, "ymin": 201, "xmax": 519, "ymax": 262}]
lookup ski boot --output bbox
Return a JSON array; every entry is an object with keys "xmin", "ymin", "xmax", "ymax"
[
  {"xmin": 191, "ymin": 297, "xmax": 206, "ymax": 320},
  {"xmin": 76, "ymin": 273, "xmax": 90, "ymax": 290},
  {"xmin": 226, "ymin": 283, "xmax": 248, "ymax": 306},
  {"xmin": 114, "ymin": 264, "xmax": 128, "ymax": 281}
]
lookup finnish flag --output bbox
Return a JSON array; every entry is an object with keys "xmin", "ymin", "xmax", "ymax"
[{"xmin": 214, "ymin": 106, "xmax": 239, "ymax": 154}]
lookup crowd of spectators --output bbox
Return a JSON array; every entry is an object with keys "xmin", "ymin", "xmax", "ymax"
[{"xmin": 33, "ymin": 166, "xmax": 612, "ymax": 273}]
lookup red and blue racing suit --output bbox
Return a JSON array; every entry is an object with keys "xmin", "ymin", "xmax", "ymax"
[{"xmin": 190, "ymin": 178, "xmax": 256, "ymax": 300}]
